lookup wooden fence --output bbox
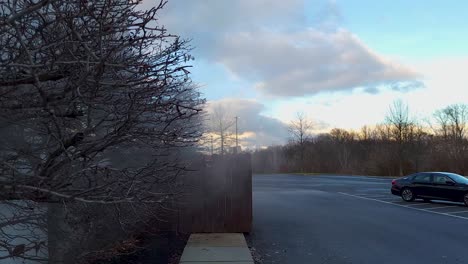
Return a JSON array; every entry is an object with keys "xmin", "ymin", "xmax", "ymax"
[{"xmin": 177, "ymin": 153, "xmax": 252, "ymax": 233}]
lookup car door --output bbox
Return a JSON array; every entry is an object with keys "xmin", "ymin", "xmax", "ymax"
[
  {"xmin": 432, "ymin": 174, "xmax": 458, "ymax": 200},
  {"xmin": 411, "ymin": 173, "xmax": 433, "ymax": 197}
]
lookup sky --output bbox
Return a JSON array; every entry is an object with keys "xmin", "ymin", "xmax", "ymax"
[{"xmin": 144, "ymin": 0, "xmax": 468, "ymax": 148}]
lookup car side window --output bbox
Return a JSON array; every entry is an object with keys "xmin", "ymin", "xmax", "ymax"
[
  {"xmin": 413, "ymin": 174, "xmax": 432, "ymax": 183},
  {"xmin": 434, "ymin": 175, "xmax": 454, "ymax": 185},
  {"xmin": 434, "ymin": 175, "xmax": 445, "ymax": 184}
]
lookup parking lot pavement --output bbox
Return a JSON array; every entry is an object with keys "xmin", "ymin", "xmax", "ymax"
[
  {"xmin": 249, "ymin": 174, "xmax": 468, "ymax": 264},
  {"xmin": 339, "ymin": 184, "xmax": 468, "ymax": 220}
]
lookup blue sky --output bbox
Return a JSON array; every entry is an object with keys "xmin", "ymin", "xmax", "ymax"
[
  {"xmin": 334, "ymin": 0, "xmax": 468, "ymax": 58},
  {"xmin": 149, "ymin": 0, "xmax": 468, "ymax": 148}
]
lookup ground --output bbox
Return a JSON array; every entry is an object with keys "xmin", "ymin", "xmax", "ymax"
[
  {"xmin": 246, "ymin": 174, "xmax": 468, "ymax": 264},
  {"xmin": 88, "ymin": 232, "xmax": 188, "ymax": 264}
]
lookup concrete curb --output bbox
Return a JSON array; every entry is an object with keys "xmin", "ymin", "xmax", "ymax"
[{"xmin": 179, "ymin": 233, "xmax": 254, "ymax": 264}]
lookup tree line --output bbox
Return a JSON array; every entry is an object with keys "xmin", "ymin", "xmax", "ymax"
[{"xmin": 252, "ymin": 102, "xmax": 468, "ymax": 176}]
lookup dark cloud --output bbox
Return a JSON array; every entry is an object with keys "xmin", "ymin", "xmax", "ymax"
[
  {"xmin": 388, "ymin": 80, "xmax": 425, "ymax": 92},
  {"xmin": 364, "ymin": 80, "xmax": 425, "ymax": 94},
  {"xmin": 363, "ymin": 86, "xmax": 379, "ymax": 94}
]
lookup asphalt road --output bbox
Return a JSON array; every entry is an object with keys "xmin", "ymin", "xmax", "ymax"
[{"xmin": 246, "ymin": 174, "xmax": 468, "ymax": 264}]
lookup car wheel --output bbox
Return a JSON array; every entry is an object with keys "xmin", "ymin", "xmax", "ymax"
[
  {"xmin": 464, "ymin": 193, "xmax": 468, "ymax": 207},
  {"xmin": 401, "ymin": 188, "xmax": 415, "ymax": 202}
]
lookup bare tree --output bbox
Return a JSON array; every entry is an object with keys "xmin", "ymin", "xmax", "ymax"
[
  {"xmin": 209, "ymin": 105, "xmax": 235, "ymax": 155},
  {"xmin": 385, "ymin": 100, "xmax": 415, "ymax": 176},
  {"xmin": 329, "ymin": 128, "xmax": 355, "ymax": 172},
  {"xmin": 0, "ymin": 0, "xmax": 204, "ymax": 261},
  {"xmin": 433, "ymin": 104, "xmax": 468, "ymax": 174},
  {"xmin": 288, "ymin": 112, "xmax": 313, "ymax": 172},
  {"xmin": 358, "ymin": 125, "xmax": 372, "ymax": 141},
  {"xmin": 434, "ymin": 104, "xmax": 467, "ymax": 141},
  {"xmin": 252, "ymin": 103, "xmax": 467, "ymax": 176}
]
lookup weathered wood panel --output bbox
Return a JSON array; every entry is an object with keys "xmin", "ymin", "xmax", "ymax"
[{"xmin": 178, "ymin": 154, "xmax": 252, "ymax": 233}]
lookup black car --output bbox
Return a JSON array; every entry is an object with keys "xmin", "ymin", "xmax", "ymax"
[{"xmin": 391, "ymin": 172, "xmax": 468, "ymax": 206}]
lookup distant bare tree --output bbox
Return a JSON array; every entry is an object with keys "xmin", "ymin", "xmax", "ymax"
[
  {"xmin": 434, "ymin": 104, "xmax": 467, "ymax": 141},
  {"xmin": 209, "ymin": 105, "xmax": 234, "ymax": 155},
  {"xmin": 385, "ymin": 100, "xmax": 416, "ymax": 176},
  {"xmin": 329, "ymin": 128, "xmax": 355, "ymax": 172},
  {"xmin": 252, "ymin": 103, "xmax": 468, "ymax": 176},
  {"xmin": 358, "ymin": 126, "xmax": 372, "ymax": 141},
  {"xmin": 288, "ymin": 112, "xmax": 313, "ymax": 172},
  {"xmin": 0, "ymin": 0, "xmax": 204, "ymax": 261},
  {"xmin": 433, "ymin": 104, "xmax": 468, "ymax": 173}
]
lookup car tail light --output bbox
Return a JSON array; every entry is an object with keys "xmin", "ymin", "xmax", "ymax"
[{"xmin": 392, "ymin": 179, "xmax": 396, "ymax": 185}]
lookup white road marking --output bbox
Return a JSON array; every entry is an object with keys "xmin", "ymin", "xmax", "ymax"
[
  {"xmin": 377, "ymin": 198, "xmax": 400, "ymax": 201},
  {"xmin": 354, "ymin": 194, "xmax": 391, "ymax": 198},
  {"xmin": 405, "ymin": 203, "xmax": 427, "ymax": 207},
  {"xmin": 317, "ymin": 175, "xmax": 393, "ymax": 181},
  {"xmin": 405, "ymin": 203, "xmax": 432, "ymax": 207},
  {"xmin": 339, "ymin": 192, "xmax": 468, "ymax": 221},
  {"xmin": 425, "ymin": 206, "xmax": 458, "ymax": 210},
  {"xmin": 448, "ymin": 210, "xmax": 468, "ymax": 214},
  {"xmin": 345, "ymin": 183, "xmax": 391, "ymax": 185},
  {"xmin": 362, "ymin": 195, "xmax": 391, "ymax": 199}
]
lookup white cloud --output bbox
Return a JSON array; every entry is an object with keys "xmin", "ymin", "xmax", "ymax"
[
  {"xmin": 155, "ymin": 0, "xmax": 304, "ymax": 33},
  {"xmin": 152, "ymin": 0, "xmax": 421, "ymax": 97},
  {"xmin": 219, "ymin": 29, "xmax": 420, "ymax": 96},
  {"xmin": 154, "ymin": 0, "xmax": 304, "ymax": 60},
  {"xmin": 267, "ymin": 57, "xmax": 468, "ymax": 130},
  {"xmin": 403, "ymin": 57, "xmax": 468, "ymax": 116},
  {"xmin": 205, "ymin": 98, "xmax": 290, "ymax": 148},
  {"xmin": 204, "ymin": 98, "xmax": 334, "ymax": 148},
  {"xmin": 141, "ymin": 0, "xmax": 464, "ymax": 136}
]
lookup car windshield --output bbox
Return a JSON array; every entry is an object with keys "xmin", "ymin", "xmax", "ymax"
[{"xmin": 446, "ymin": 173, "xmax": 468, "ymax": 184}]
